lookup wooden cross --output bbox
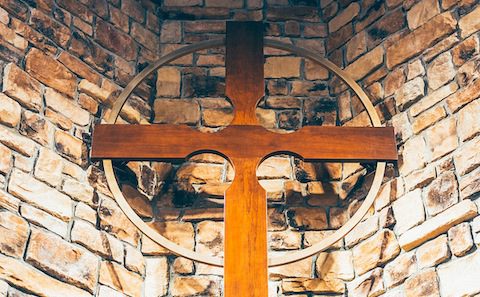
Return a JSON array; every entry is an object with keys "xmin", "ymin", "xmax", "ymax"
[{"xmin": 92, "ymin": 22, "xmax": 397, "ymax": 297}]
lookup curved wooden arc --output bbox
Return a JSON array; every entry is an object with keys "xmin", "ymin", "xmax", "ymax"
[{"xmin": 97, "ymin": 36, "xmax": 391, "ymax": 268}]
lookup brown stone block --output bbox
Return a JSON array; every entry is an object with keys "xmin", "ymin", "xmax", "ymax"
[
  {"xmin": 30, "ymin": 9, "xmax": 70, "ymax": 48},
  {"xmin": 95, "ymin": 19, "xmax": 137, "ymax": 61},
  {"xmin": 3, "ymin": 63, "xmax": 42, "ymax": 111},
  {"xmin": 0, "ymin": 210, "xmax": 29, "ymax": 258}
]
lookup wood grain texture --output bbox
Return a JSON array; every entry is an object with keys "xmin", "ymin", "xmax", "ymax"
[{"xmin": 91, "ymin": 124, "xmax": 398, "ymax": 162}]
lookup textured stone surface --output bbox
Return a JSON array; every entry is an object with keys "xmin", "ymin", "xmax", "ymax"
[
  {"xmin": 425, "ymin": 171, "xmax": 458, "ymax": 216},
  {"xmin": 142, "ymin": 221, "xmax": 194, "ymax": 255},
  {"xmin": 145, "ymin": 257, "xmax": 169, "ymax": 297},
  {"xmin": 25, "ymin": 48, "xmax": 76, "ymax": 97},
  {"xmin": 345, "ymin": 46, "xmax": 384, "ymax": 81},
  {"xmin": 0, "ymin": 93, "xmax": 21, "ymax": 127},
  {"xmin": 416, "ymin": 235, "xmax": 450, "ymax": 269},
  {"xmin": 99, "ymin": 261, "xmax": 142, "ymax": 297},
  {"xmin": 386, "ymin": 12, "xmax": 457, "ymax": 68},
  {"xmin": 448, "ymin": 222, "xmax": 473, "ymax": 256},
  {"xmin": 395, "ymin": 77, "xmax": 425, "ymax": 111},
  {"xmin": 457, "ymin": 100, "xmax": 480, "ymax": 142},
  {"xmin": 281, "ymin": 278, "xmax": 345, "ymax": 294},
  {"xmin": 454, "ymin": 137, "xmax": 480, "ymax": 176},
  {"xmin": 26, "ymin": 229, "xmax": 98, "ymax": 292},
  {"xmin": 384, "ymin": 252, "xmax": 416, "ymax": 288},
  {"xmin": 9, "ymin": 169, "xmax": 72, "ymax": 220},
  {"xmin": 353, "ymin": 230, "xmax": 400, "ymax": 275},
  {"xmin": 45, "ymin": 88, "xmax": 90, "ymax": 126},
  {"xmin": 2, "ymin": 63, "xmax": 42, "ymax": 111},
  {"xmin": 425, "ymin": 118, "xmax": 458, "ymax": 161},
  {"xmin": 34, "ymin": 147, "xmax": 63, "ymax": 187},
  {"xmin": 316, "ymin": 250, "xmax": 354, "ymax": 281},
  {"xmin": 399, "ymin": 200, "xmax": 478, "ymax": 251},
  {"xmin": 407, "ymin": 0, "xmax": 440, "ymax": 30},
  {"xmin": 20, "ymin": 204, "xmax": 68, "ymax": 238},
  {"xmin": 265, "ymin": 57, "xmax": 301, "ymax": 78},
  {"xmin": 347, "ymin": 268, "xmax": 385, "ymax": 297},
  {"xmin": 329, "ymin": 2, "xmax": 359, "ymax": 32},
  {"xmin": 393, "ymin": 189, "xmax": 425, "ymax": 234},
  {"xmin": 171, "ymin": 276, "xmax": 220, "ymax": 297},
  {"xmin": 0, "ymin": 254, "xmax": 91, "ymax": 297},
  {"xmin": 99, "ymin": 198, "xmax": 140, "ymax": 246},
  {"xmin": 154, "ymin": 99, "xmax": 200, "ymax": 124},
  {"xmin": 459, "ymin": 5, "xmax": 480, "ymax": 38},
  {"xmin": 411, "ymin": 105, "xmax": 446, "ymax": 134},
  {"xmin": 0, "ymin": 210, "xmax": 29, "ymax": 258},
  {"xmin": 438, "ymin": 251, "xmax": 480, "ymax": 297},
  {"xmin": 404, "ymin": 269, "xmax": 440, "ymax": 297}
]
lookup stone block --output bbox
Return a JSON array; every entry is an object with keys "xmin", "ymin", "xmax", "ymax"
[
  {"xmin": 457, "ymin": 99, "xmax": 480, "ymax": 142},
  {"xmin": 458, "ymin": 5, "xmax": 480, "ymax": 38},
  {"xmin": 99, "ymin": 261, "xmax": 142, "ymax": 297},
  {"xmin": 437, "ymin": 251, "xmax": 480, "ymax": 297},
  {"xmin": 425, "ymin": 171, "xmax": 458, "ymax": 217},
  {"xmin": 144, "ymin": 257, "xmax": 169, "ymax": 296},
  {"xmin": 0, "ymin": 93, "xmax": 20, "ymax": 127},
  {"xmin": 393, "ymin": 189, "xmax": 425, "ymax": 234},
  {"xmin": 407, "ymin": 0, "xmax": 440, "ymax": 30},
  {"xmin": 0, "ymin": 210, "xmax": 29, "ymax": 258},
  {"xmin": 448, "ymin": 222, "xmax": 473, "ymax": 256},
  {"xmin": 395, "ymin": 77, "xmax": 425, "ymax": 111},
  {"xmin": 345, "ymin": 46, "xmax": 384, "ymax": 81},
  {"xmin": 425, "ymin": 118, "xmax": 458, "ymax": 161},
  {"xmin": 426, "ymin": 52, "xmax": 455, "ymax": 90},
  {"xmin": 384, "ymin": 251, "xmax": 417, "ymax": 288},
  {"xmin": 416, "ymin": 235, "xmax": 450, "ymax": 268},
  {"xmin": 2, "ymin": 63, "xmax": 42, "ymax": 111},
  {"xmin": 264, "ymin": 57, "xmax": 301, "ymax": 78},
  {"xmin": 404, "ymin": 269, "xmax": 440, "ymax": 297}
]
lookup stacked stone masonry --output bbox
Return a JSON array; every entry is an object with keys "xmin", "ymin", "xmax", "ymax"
[{"xmin": 0, "ymin": 0, "xmax": 478, "ymax": 296}]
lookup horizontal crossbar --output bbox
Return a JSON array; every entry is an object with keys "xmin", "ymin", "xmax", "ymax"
[{"xmin": 91, "ymin": 124, "xmax": 398, "ymax": 162}]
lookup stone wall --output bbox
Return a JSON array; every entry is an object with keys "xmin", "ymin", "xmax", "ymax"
[{"xmin": 0, "ymin": 0, "xmax": 479, "ymax": 296}]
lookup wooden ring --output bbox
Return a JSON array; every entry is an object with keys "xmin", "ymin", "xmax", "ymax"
[{"xmin": 101, "ymin": 38, "xmax": 386, "ymax": 267}]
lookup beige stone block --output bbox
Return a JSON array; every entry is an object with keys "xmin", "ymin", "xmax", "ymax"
[
  {"xmin": 407, "ymin": 0, "xmax": 440, "ymax": 30},
  {"xmin": 98, "ymin": 286, "xmax": 123, "ymax": 297},
  {"xmin": 54, "ymin": 130, "xmax": 84, "ymax": 165},
  {"xmin": 63, "ymin": 178, "xmax": 95, "ymax": 206},
  {"xmin": 0, "ymin": 254, "xmax": 91, "ymax": 297},
  {"xmin": 2, "ymin": 63, "xmax": 42, "ymax": 111},
  {"xmin": 404, "ymin": 165, "xmax": 436, "ymax": 191},
  {"xmin": 265, "ymin": 57, "xmax": 301, "ymax": 78},
  {"xmin": 142, "ymin": 221, "xmax": 194, "ymax": 255},
  {"xmin": 257, "ymin": 156, "xmax": 292, "ymax": 179},
  {"xmin": 459, "ymin": 168, "xmax": 480, "ymax": 199},
  {"xmin": 71, "ymin": 219, "xmax": 123, "ymax": 262},
  {"xmin": 26, "ymin": 228, "xmax": 98, "ymax": 292},
  {"xmin": 345, "ymin": 46, "xmax": 384, "ymax": 81},
  {"xmin": 99, "ymin": 261, "xmax": 142, "ymax": 297},
  {"xmin": 8, "ymin": 169, "xmax": 72, "ymax": 221},
  {"xmin": 392, "ymin": 112, "xmax": 413, "ymax": 144},
  {"xmin": 386, "ymin": 12, "xmax": 457, "ymax": 69},
  {"xmin": 395, "ymin": 77, "xmax": 425, "ymax": 111},
  {"xmin": 399, "ymin": 199, "xmax": 478, "ymax": 251},
  {"xmin": 34, "ymin": 147, "xmax": 63, "ymax": 187},
  {"xmin": 425, "ymin": 171, "xmax": 458, "ymax": 216},
  {"xmin": 404, "ymin": 269, "xmax": 440, "ymax": 297},
  {"xmin": 416, "ymin": 235, "xmax": 450, "ymax": 268},
  {"xmin": 153, "ymin": 99, "xmax": 200, "ymax": 124},
  {"xmin": 0, "ymin": 94, "xmax": 20, "ymax": 127},
  {"xmin": 438, "ymin": 251, "xmax": 480, "ymax": 297},
  {"xmin": 144, "ymin": 257, "xmax": 169, "ymax": 296},
  {"xmin": 454, "ymin": 137, "xmax": 480, "ymax": 176},
  {"xmin": 78, "ymin": 79, "xmax": 111, "ymax": 104},
  {"xmin": 411, "ymin": 105, "xmax": 446, "ymax": 134},
  {"xmin": 457, "ymin": 99, "xmax": 480, "ymax": 142},
  {"xmin": 425, "ymin": 117, "xmax": 458, "ymax": 161},
  {"xmin": 0, "ymin": 125, "xmax": 36, "ymax": 157},
  {"xmin": 353, "ymin": 229, "xmax": 400, "ymax": 275},
  {"xmin": 448, "ymin": 222, "xmax": 473, "ymax": 256},
  {"xmin": 393, "ymin": 189, "xmax": 425, "ymax": 234},
  {"xmin": 156, "ymin": 67, "xmax": 181, "ymax": 97},
  {"xmin": 171, "ymin": 276, "xmax": 220, "ymax": 297},
  {"xmin": 459, "ymin": 5, "xmax": 480, "ymax": 38},
  {"xmin": 329, "ymin": 2, "xmax": 359, "ymax": 32},
  {"xmin": 25, "ymin": 48, "xmax": 76, "ymax": 97},
  {"xmin": 316, "ymin": 250, "xmax": 354, "ymax": 281},
  {"xmin": 99, "ymin": 197, "xmax": 140, "ymax": 246},
  {"xmin": 384, "ymin": 251, "xmax": 416, "ymax": 288},
  {"xmin": 400, "ymin": 136, "xmax": 427, "ymax": 176},
  {"xmin": 410, "ymin": 81, "xmax": 457, "ymax": 116},
  {"xmin": 347, "ymin": 268, "xmax": 385, "ymax": 297},
  {"xmin": 125, "ymin": 244, "xmax": 145, "ymax": 274},
  {"xmin": 20, "ymin": 204, "xmax": 68, "ymax": 238},
  {"xmin": 384, "ymin": 67, "xmax": 405, "ymax": 97},
  {"xmin": 281, "ymin": 278, "xmax": 345, "ymax": 294},
  {"xmin": 0, "ymin": 144, "xmax": 11, "ymax": 175},
  {"xmin": 0, "ymin": 210, "xmax": 29, "ymax": 258},
  {"xmin": 269, "ymin": 230, "xmax": 301, "ymax": 250},
  {"xmin": 426, "ymin": 52, "xmax": 456, "ymax": 90},
  {"xmin": 303, "ymin": 230, "xmax": 343, "ymax": 249},
  {"xmin": 172, "ymin": 257, "xmax": 193, "ymax": 274},
  {"xmin": 446, "ymin": 77, "xmax": 480, "ymax": 112},
  {"xmin": 45, "ymin": 88, "xmax": 90, "ymax": 126},
  {"xmin": 345, "ymin": 215, "xmax": 378, "ymax": 247},
  {"xmin": 407, "ymin": 59, "xmax": 425, "ymax": 80},
  {"xmin": 269, "ymin": 255, "xmax": 312, "ymax": 280}
]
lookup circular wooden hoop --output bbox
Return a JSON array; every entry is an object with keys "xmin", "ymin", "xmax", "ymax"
[{"xmin": 102, "ymin": 38, "xmax": 386, "ymax": 267}]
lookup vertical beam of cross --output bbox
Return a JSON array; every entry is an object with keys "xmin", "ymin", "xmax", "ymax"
[{"xmin": 224, "ymin": 22, "xmax": 268, "ymax": 297}]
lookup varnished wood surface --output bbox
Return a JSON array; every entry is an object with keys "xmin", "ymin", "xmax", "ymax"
[{"xmin": 91, "ymin": 124, "xmax": 398, "ymax": 162}]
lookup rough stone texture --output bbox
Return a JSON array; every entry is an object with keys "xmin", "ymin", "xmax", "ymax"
[
  {"xmin": 0, "ymin": 210, "xmax": 29, "ymax": 258},
  {"xmin": 438, "ymin": 251, "xmax": 480, "ymax": 297},
  {"xmin": 316, "ymin": 250, "xmax": 354, "ymax": 281},
  {"xmin": 2, "ymin": 63, "xmax": 42, "ymax": 111},
  {"xmin": 171, "ymin": 276, "xmax": 220, "ymax": 297},
  {"xmin": 264, "ymin": 57, "xmax": 301, "ymax": 78},
  {"xmin": 384, "ymin": 252, "xmax": 416, "ymax": 288},
  {"xmin": 34, "ymin": 147, "xmax": 63, "ymax": 187},
  {"xmin": 395, "ymin": 77, "xmax": 425, "ymax": 111},
  {"xmin": 0, "ymin": 93, "xmax": 21, "ymax": 127},
  {"xmin": 425, "ymin": 118, "xmax": 458, "ymax": 161},
  {"xmin": 154, "ymin": 99, "xmax": 200, "ymax": 124},
  {"xmin": 416, "ymin": 235, "xmax": 450, "ymax": 268},
  {"xmin": 411, "ymin": 105, "xmax": 446, "ymax": 134},
  {"xmin": 99, "ymin": 198, "xmax": 140, "ymax": 246},
  {"xmin": 454, "ymin": 137, "xmax": 480, "ymax": 176},
  {"xmin": 26, "ymin": 229, "xmax": 98, "ymax": 292},
  {"xmin": 0, "ymin": 254, "xmax": 91, "ymax": 297},
  {"xmin": 404, "ymin": 269, "xmax": 440, "ymax": 297},
  {"xmin": 393, "ymin": 189, "xmax": 425, "ymax": 234},
  {"xmin": 144, "ymin": 257, "xmax": 169, "ymax": 297},
  {"xmin": 329, "ymin": 3, "xmax": 359, "ymax": 32},
  {"xmin": 425, "ymin": 171, "xmax": 458, "ymax": 216},
  {"xmin": 347, "ymin": 268, "xmax": 385, "ymax": 297},
  {"xmin": 386, "ymin": 12, "xmax": 457, "ymax": 68},
  {"xmin": 345, "ymin": 46, "xmax": 384, "ymax": 81},
  {"xmin": 448, "ymin": 222, "xmax": 473, "ymax": 256},
  {"xmin": 21, "ymin": 204, "xmax": 68, "ymax": 238},
  {"xmin": 25, "ymin": 48, "xmax": 76, "ymax": 97},
  {"xmin": 8, "ymin": 169, "xmax": 73, "ymax": 221},
  {"xmin": 399, "ymin": 200, "xmax": 478, "ymax": 251},
  {"xmin": 353, "ymin": 230, "xmax": 401, "ymax": 275},
  {"xmin": 459, "ymin": 5, "xmax": 480, "ymax": 38},
  {"xmin": 457, "ymin": 100, "xmax": 480, "ymax": 142},
  {"xmin": 99, "ymin": 261, "xmax": 143, "ymax": 297},
  {"xmin": 281, "ymin": 278, "xmax": 345, "ymax": 294}
]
